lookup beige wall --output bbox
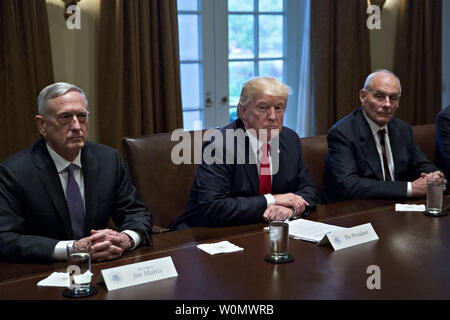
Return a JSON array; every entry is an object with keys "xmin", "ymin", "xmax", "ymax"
[
  {"xmin": 368, "ymin": 0, "xmax": 401, "ymax": 72},
  {"xmin": 46, "ymin": 0, "xmax": 100, "ymax": 142},
  {"xmin": 369, "ymin": 0, "xmax": 449, "ymax": 110}
]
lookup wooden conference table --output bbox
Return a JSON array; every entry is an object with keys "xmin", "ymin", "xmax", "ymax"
[{"xmin": 1, "ymin": 197, "xmax": 449, "ymax": 300}]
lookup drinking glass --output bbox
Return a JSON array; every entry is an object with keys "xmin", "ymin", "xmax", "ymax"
[
  {"xmin": 425, "ymin": 177, "xmax": 446, "ymax": 217},
  {"xmin": 264, "ymin": 219, "xmax": 294, "ymax": 263},
  {"xmin": 63, "ymin": 241, "xmax": 96, "ymax": 297}
]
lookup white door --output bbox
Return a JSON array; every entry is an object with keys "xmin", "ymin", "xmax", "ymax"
[{"xmin": 178, "ymin": 0, "xmax": 301, "ymax": 130}]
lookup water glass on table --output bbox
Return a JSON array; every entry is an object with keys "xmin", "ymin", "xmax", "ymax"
[
  {"xmin": 63, "ymin": 241, "xmax": 96, "ymax": 297},
  {"xmin": 425, "ymin": 176, "xmax": 447, "ymax": 217},
  {"xmin": 265, "ymin": 218, "xmax": 294, "ymax": 263}
]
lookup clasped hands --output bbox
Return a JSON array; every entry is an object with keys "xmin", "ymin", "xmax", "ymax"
[
  {"xmin": 73, "ymin": 229, "xmax": 133, "ymax": 262},
  {"xmin": 411, "ymin": 171, "xmax": 447, "ymax": 197},
  {"xmin": 263, "ymin": 193, "xmax": 309, "ymax": 222}
]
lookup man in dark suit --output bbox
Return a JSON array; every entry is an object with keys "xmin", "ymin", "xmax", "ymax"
[
  {"xmin": 322, "ymin": 70, "xmax": 443, "ymax": 203},
  {"xmin": 0, "ymin": 82, "xmax": 152, "ymax": 263},
  {"xmin": 170, "ymin": 77, "xmax": 318, "ymax": 229},
  {"xmin": 436, "ymin": 105, "xmax": 450, "ymax": 178}
]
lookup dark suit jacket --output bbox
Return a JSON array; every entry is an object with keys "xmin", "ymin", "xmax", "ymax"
[
  {"xmin": 0, "ymin": 139, "xmax": 152, "ymax": 263},
  {"xmin": 169, "ymin": 119, "xmax": 319, "ymax": 229},
  {"xmin": 321, "ymin": 108, "xmax": 439, "ymax": 203},
  {"xmin": 436, "ymin": 105, "xmax": 450, "ymax": 178}
]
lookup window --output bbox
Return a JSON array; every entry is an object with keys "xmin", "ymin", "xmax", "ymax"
[
  {"xmin": 177, "ymin": 0, "xmax": 302, "ymax": 131},
  {"xmin": 228, "ymin": 0, "xmax": 285, "ymax": 122},
  {"xmin": 177, "ymin": 0, "xmax": 203, "ymax": 130}
]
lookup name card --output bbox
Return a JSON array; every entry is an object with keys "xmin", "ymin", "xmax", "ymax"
[
  {"xmin": 98, "ymin": 256, "xmax": 178, "ymax": 291},
  {"xmin": 318, "ymin": 223, "xmax": 379, "ymax": 251}
]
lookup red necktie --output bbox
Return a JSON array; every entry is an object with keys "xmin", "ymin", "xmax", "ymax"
[{"xmin": 258, "ymin": 143, "xmax": 272, "ymax": 195}]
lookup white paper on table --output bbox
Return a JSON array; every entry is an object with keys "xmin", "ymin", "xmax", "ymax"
[
  {"xmin": 264, "ymin": 218, "xmax": 347, "ymax": 243},
  {"xmin": 36, "ymin": 271, "xmax": 92, "ymax": 287},
  {"xmin": 197, "ymin": 241, "xmax": 244, "ymax": 255},
  {"xmin": 73, "ymin": 271, "xmax": 93, "ymax": 284},
  {"xmin": 37, "ymin": 272, "xmax": 70, "ymax": 287},
  {"xmin": 395, "ymin": 204, "xmax": 426, "ymax": 212}
]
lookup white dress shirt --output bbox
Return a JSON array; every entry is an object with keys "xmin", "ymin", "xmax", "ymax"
[
  {"xmin": 362, "ymin": 111, "xmax": 412, "ymax": 196},
  {"xmin": 46, "ymin": 144, "xmax": 141, "ymax": 260}
]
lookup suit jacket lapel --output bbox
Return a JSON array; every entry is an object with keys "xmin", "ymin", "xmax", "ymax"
[
  {"xmin": 358, "ymin": 110, "xmax": 384, "ymax": 181},
  {"xmin": 34, "ymin": 140, "xmax": 73, "ymax": 237},
  {"xmin": 388, "ymin": 121, "xmax": 401, "ymax": 180},
  {"xmin": 244, "ymin": 156, "xmax": 259, "ymax": 194},
  {"xmin": 81, "ymin": 143, "xmax": 99, "ymax": 232},
  {"xmin": 233, "ymin": 119, "xmax": 259, "ymax": 194},
  {"xmin": 271, "ymin": 133, "xmax": 284, "ymax": 194}
]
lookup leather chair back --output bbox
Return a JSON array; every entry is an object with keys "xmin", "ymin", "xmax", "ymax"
[
  {"xmin": 122, "ymin": 131, "xmax": 203, "ymax": 232},
  {"xmin": 299, "ymin": 134, "xmax": 328, "ymax": 188},
  {"xmin": 412, "ymin": 123, "xmax": 435, "ymax": 162}
]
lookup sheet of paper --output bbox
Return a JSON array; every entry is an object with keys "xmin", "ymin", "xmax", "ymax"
[
  {"xmin": 197, "ymin": 241, "xmax": 244, "ymax": 255},
  {"xmin": 36, "ymin": 271, "xmax": 93, "ymax": 287},
  {"xmin": 395, "ymin": 204, "xmax": 426, "ymax": 212},
  {"xmin": 37, "ymin": 272, "xmax": 70, "ymax": 287},
  {"xmin": 288, "ymin": 219, "xmax": 347, "ymax": 242},
  {"xmin": 264, "ymin": 218, "xmax": 347, "ymax": 243}
]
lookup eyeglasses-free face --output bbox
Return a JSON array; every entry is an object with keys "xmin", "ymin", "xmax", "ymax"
[
  {"xmin": 35, "ymin": 90, "xmax": 89, "ymax": 162},
  {"xmin": 360, "ymin": 73, "xmax": 401, "ymax": 127}
]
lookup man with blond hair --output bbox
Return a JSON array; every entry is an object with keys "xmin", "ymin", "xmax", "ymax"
[{"xmin": 170, "ymin": 77, "xmax": 318, "ymax": 229}]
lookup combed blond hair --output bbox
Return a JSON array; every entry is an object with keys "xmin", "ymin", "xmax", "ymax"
[
  {"xmin": 238, "ymin": 77, "xmax": 290, "ymax": 106},
  {"xmin": 237, "ymin": 77, "xmax": 291, "ymax": 117}
]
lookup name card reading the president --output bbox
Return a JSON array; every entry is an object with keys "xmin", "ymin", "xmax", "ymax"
[
  {"xmin": 99, "ymin": 256, "xmax": 178, "ymax": 291},
  {"xmin": 318, "ymin": 223, "xmax": 379, "ymax": 251}
]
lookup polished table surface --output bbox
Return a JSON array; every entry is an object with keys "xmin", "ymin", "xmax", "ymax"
[{"xmin": 1, "ymin": 197, "xmax": 449, "ymax": 300}]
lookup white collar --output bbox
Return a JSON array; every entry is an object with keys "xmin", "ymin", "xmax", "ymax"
[
  {"xmin": 46, "ymin": 144, "xmax": 82, "ymax": 173},
  {"xmin": 244, "ymin": 125, "xmax": 274, "ymax": 155},
  {"xmin": 246, "ymin": 127, "xmax": 263, "ymax": 154},
  {"xmin": 362, "ymin": 109, "xmax": 389, "ymax": 136}
]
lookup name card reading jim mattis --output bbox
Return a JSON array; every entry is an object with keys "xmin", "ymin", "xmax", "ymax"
[
  {"xmin": 318, "ymin": 223, "xmax": 379, "ymax": 251},
  {"xmin": 98, "ymin": 256, "xmax": 178, "ymax": 291}
]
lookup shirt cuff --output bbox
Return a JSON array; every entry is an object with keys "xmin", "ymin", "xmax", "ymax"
[
  {"xmin": 122, "ymin": 230, "xmax": 142, "ymax": 250},
  {"xmin": 407, "ymin": 182, "xmax": 412, "ymax": 197},
  {"xmin": 264, "ymin": 194, "xmax": 276, "ymax": 208},
  {"xmin": 52, "ymin": 240, "xmax": 75, "ymax": 260}
]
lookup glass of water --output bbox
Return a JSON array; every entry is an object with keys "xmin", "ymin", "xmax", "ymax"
[
  {"xmin": 264, "ymin": 219, "xmax": 294, "ymax": 263},
  {"xmin": 425, "ymin": 177, "xmax": 445, "ymax": 216},
  {"xmin": 63, "ymin": 241, "xmax": 96, "ymax": 297}
]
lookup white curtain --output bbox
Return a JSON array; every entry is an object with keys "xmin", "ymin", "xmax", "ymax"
[{"xmin": 296, "ymin": 0, "xmax": 314, "ymax": 137}]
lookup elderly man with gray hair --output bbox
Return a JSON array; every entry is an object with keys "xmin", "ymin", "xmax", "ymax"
[
  {"xmin": 170, "ymin": 76, "xmax": 318, "ymax": 229},
  {"xmin": 0, "ymin": 82, "xmax": 152, "ymax": 263},
  {"xmin": 321, "ymin": 70, "xmax": 444, "ymax": 203}
]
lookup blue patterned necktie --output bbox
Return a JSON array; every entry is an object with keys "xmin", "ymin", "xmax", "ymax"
[{"xmin": 65, "ymin": 163, "xmax": 85, "ymax": 240}]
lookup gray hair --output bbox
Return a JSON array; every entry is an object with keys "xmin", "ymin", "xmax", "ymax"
[
  {"xmin": 37, "ymin": 82, "xmax": 88, "ymax": 115},
  {"xmin": 363, "ymin": 69, "xmax": 402, "ymax": 94}
]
